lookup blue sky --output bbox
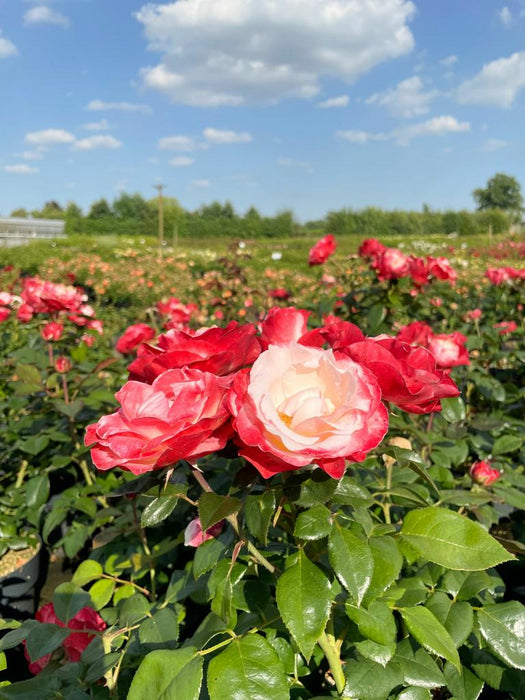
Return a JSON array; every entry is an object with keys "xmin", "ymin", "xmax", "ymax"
[{"xmin": 1, "ymin": 0, "xmax": 524, "ymax": 222}]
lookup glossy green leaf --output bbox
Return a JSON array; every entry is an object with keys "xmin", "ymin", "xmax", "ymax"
[
  {"xmin": 355, "ymin": 639, "xmax": 396, "ymax": 667},
  {"xmin": 207, "ymin": 634, "xmax": 289, "ymax": 700},
  {"xmin": 346, "ymin": 601, "xmax": 396, "ymax": 646},
  {"xmin": 425, "ymin": 593, "xmax": 473, "ymax": 647},
  {"xmin": 396, "ymin": 688, "xmax": 431, "ymax": 700},
  {"xmin": 53, "ymin": 583, "xmax": 92, "ymax": 623},
  {"xmin": 440, "ymin": 397, "xmax": 466, "ymax": 423},
  {"xmin": 25, "ymin": 475, "xmax": 50, "ymax": 509},
  {"xmin": 477, "ymin": 602, "xmax": 525, "ymax": 670},
  {"xmin": 363, "ymin": 536, "xmax": 403, "ymax": 605},
  {"xmin": 393, "ymin": 641, "xmax": 445, "ymax": 689},
  {"xmin": 333, "ymin": 478, "xmax": 374, "ymax": 507},
  {"xmin": 199, "ymin": 493, "xmax": 241, "ymax": 532},
  {"xmin": 443, "ymin": 662, "xmax": 484, "ymax": 700},
  {"xmin": 127, "ymin": 647, "xmax": 202, "ymax": 700},
  {"xmin": 492, "ymin": 435, "xmax": 522, "ymax": 455},
  {"xmin": 276, "ymin": 549, "xmax": 331, "ymax": 661},
  {"xmin": 193, "ymin": 537, "xmax": 227, "ymax": 578},
  {"xmin": 294, "ymin": 504, "xmax": 332, "ymax": 540},
  {"xmin": 400, "ymin": 606, "xmax": 460, "ymax": 669},
  {"xmin": 328, "ymin": 522, "xmax": 373, "ymax": 605},
  {"xmin": 342, "ymin": 659, "xmax": 403, "ymax": 699},
  {"xmin": 141, "ymin": 496, "xmax": 178, "ymax": 528},
  {"xmin": 401, "ymin": 507, "xmax": 513, "ymax": 571},
  {"xmin": 139, "ymin": 609, "xmax": 179, "ymax": 648},
  {"xmin": 89, "ymin": 578, "xmax": 115, "ymax": 610},
  {"xmin": 244, "ymin": 490, "xmax": 275, "ymax": 545},
  {"xmin": 25, "ymin": 624, "xmax": 70, "ymax": 663}
]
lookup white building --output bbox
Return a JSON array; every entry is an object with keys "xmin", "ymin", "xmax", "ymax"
[{"xmin": 0, "ymin": 217, "xmax": 66, "ymax": 247}]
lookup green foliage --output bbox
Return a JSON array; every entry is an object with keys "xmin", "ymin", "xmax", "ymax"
[{"xmin": 472, "ymin": 172, "xmax": 524, "ymax": 217}]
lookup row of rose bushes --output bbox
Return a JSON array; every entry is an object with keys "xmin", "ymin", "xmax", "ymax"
[{"xmin": 0, "ymin": 234, "xmax": 523, "ymax": 698}]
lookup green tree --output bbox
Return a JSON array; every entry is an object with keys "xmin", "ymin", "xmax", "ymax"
[
  {"xmin": 473, "ymin": 173, "xmax": 523, "ymax": 218},
  {"xmin": 10, "ymin": 208, "xmax": 28, "ymax": 218},
  {"xmin": 87, "ymin": 198, "xmax": 113, "ymax": 219}
]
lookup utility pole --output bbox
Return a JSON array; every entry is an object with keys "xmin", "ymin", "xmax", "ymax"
[{"xmin": 154, "ymin": 183, "xmax": 165, "ymax": 247}]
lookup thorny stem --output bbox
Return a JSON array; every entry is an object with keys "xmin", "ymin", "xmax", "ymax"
[
  {"xmin": 132, "ymin": 500, "xmax": 157, "ymax": 601},
  {"xmin": 15, "ymin": 460, "xmax": 29, "ymax": 489},
  {"xmin": 317, "ymin": 630, "xmax": 346, "ymax": 696}
]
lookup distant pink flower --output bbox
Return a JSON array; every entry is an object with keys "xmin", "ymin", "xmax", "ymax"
[
  {"xmin": 494, "ymin": 321, "xmax": 517, "ymax": 335},
  {"xmin": 308, "ymin": 235, "xmax": 337, "ymax": 266}
]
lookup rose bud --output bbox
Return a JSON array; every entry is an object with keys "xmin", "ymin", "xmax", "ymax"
[
  {"xmin": 55, "ymin": 356, "xmax": 72, "ymax": 373},
  {"xmin": 470, "ymin": 461, "xmax": 500, "ymax": 486}
]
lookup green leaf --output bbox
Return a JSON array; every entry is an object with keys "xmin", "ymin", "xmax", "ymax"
[
  {"xmin": 425, "ymin": 593, "xmax": 473, "ymax": 647},
  {"xmin": 294, "ymin": 504, "xmax": 332, "ymax": 540},
  {"xmin": 199, "ymin": 493, "xmax": 241, "ymax": 532},
  {"xmin": 128, "ymin": 647, "xmax": 203, "ymax": 700},
  {"xmin": 25, "ymin": 475, "xmax": 50, "ymax": 509},
  {"xmin": 141, "ymin": 496, "xmax": 178, "ymax": 528},
  {"xmin": 53, "ymin": 583, "xmax": 92, "ymax": 623},
  {"xmin": 393, "ymin": 641, "xmax": 445, "ymax": 689},
  {"xmin": 396, "ymin": 689, "xmax": 431, "ymax": 700},
  {"xmin": 244, "ymin": 490, "xmax": 275, "ymax": 545},
  {"xmin": 139, "ymin": 609, "xmax": 179, "ymax": 648},
  {"xmin": 72, "ymin": 560, "xmax": 103, "ymax": 587},
  {"xmin": 89, "ymin": 579, "xmax": 115, "ymax": 610},
  {"xmin": 389, "ymin": 448, "xmax": 439, "ymax": 495},
  {"xmin": 363, "ymin": 536, "xmax": 403, "ymax": 605},
  {"xmin": 207, "ymin": 634, "xmax": 289, "ymax": 700},
  {"xmin": 355, "ymin": 639, "xmax": 396, "ymax": 667},
  {"xmin": 333, "ymin": 478, "xmax": 374, "ymax": 507},
  {"xmin": 477, "ymin": 602, "xmax": 525, "ymax": 670},
  {"xmin": 84, "ymin": 652, "xmax": 121, "ymax": 684},
  {"xmin": 346, "ymin": 601, "xmax": 396, "ymax": 646},
  {"xmin": 401, "ymin": 507, "xmax": 513, "ymax": 571},
  {"xmin": 276, "ymin": 549, "xmax": 331, "ymax": 661},
  {"xmin": 17, "ymin": 435, "xmax": 49, "ymax": 456},
  {"xmin": 15, "ymin": 364, "xmax": 42, "ymax": 385},
  {"xmin": 286, "ymin": 470, "xmax": 338, "ymax": 507},
  {"xmin": 119, "ymin": 594, "xmax": 150, "ymax": 627},
  {"xmin": 492, "ymin": 435, "xmax": 522, "ymax": 455},
  {"xmin": 440, "ymin": 397, "xmax": 466, "ymax": 423},
  {"xmin": 25, "ymin": 624, "xmax": 70, "ymax": 663},
  {"xmin": 442, "ymin": 662, "xmax": 484, "ymax": 700},
  {"xmin": 342, "ymin": 659, "xmax": 403, "ymax": 699},
  {"xmin": 328, "ymin": 522, "xmax": 373, "ymax": 605},
  {"xmin": 193, "ymin": 537, "xmax": 227, "ymax": 578},
  {"xmin": 400, "ymin": 606, "xmax": 460, "ymax": 670}
]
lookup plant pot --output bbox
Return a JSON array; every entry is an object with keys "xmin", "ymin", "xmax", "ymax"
[{"xmin": 0, "ymin": 541, "xmax": 42, "ymax": 618}]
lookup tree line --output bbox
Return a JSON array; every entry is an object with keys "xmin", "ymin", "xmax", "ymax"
[{"xmin": 8, "ymin": 172, "xmax": 523, "ymax": 239}]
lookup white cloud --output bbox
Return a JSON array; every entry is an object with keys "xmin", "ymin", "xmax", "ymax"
[
  {"xmin": 158, "ymin": 135, "xmax": 198, "ymax": 151},
  {"xmin": 440, "ymin": 55, "xmax": 458, "ymax": 68},
  {"xmin": 191, "ymin": 179, "xmax": 211, "ymax": 187},
  {"xmin": 83, "ymin": 119, "xmax": 110, "ymax": 131},
  {"xmin": 456, "ymin": 51, "xmax": 525, "ymax": 107},
  {"xmin": 366, "ymin": 76, "xmax": 438, "ymax": 118},
  {"xmin": 203, "ymin": 128, "xmax": 252, "ymax": 144},
  {"xmin": 277, "ymin": 158, "xmax": 314, "ymax": 173},
  {"xmin": 16, "ymin": 149, "xmax": 45, "ymax": 161},
  {"xmin": 136, "ymin": 0, "xmax": 415, "ymax": 106},
  {"xmin": 4, "ymin": 164, "xmax": 39, "ymax": 174},
  {"xmin": 86, "ymin": 99, "xmax": 152, "ymax": 114},
  {"xmin": 481, "ymin": 138, "xmax": 508, "ymax": 152},
  {"xmin": 24, "ymin": 6, "xmax": 70, "ymax": 28},
  {"xmin": 318, "ymin": 95, "xmax": 349, "ymax": 108},
  {"xmin": 0, "ymin": 34, "xmax": 18, "ymax": 58},
  {"xmin": 72, "ymin": 135, "xmax": 122, "ymax": 151},
  {"xmin": 169, "ymin": 156, "xmax": 195, "ymax": 166},
  {"xmin": 337, "ymin": 130, "xmax": 387, "ymax": 144},
  {"xmin": 26, "ymin": 128, "xmax": 76, "ymax": 145},
  {"xmin": 499, "ymin": 6, "xmax": 512, "ymax": 26},
  {"xmin": 338, "ymin": 115, "xmax": 470, "ymax": 146}
]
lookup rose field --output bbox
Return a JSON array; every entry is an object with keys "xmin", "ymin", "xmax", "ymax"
[{"xmin": 0, "ymin": 230, "xmax": 524, "ymax": 700}]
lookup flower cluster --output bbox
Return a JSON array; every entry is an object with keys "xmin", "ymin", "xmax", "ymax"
[
  {"xmin": 359, "ymin": 238, "xmax": 457, "ymax": 287},
  {"xmin": 396, "ymin": 321, "xmax": 470, "ymax": 370},
  {"xmin": 0, "ymin": 275, "xmax": 103, "ymax": 340},
  {"xmin": 25, "ymin": 603, "xmax": 106, "ymax": 675},
  {"xmin": 156, "ymin": 296, "xmax": 199, "ymax": 330},
  {"xmin": 308, "ymin": 234, "xmax": 337, "ymax": 266},
  {"xmin": 485, "ymin": 266, "xmax": 525, "ymax": 285},
  {"xmin": 86, "ymin": 309, "xmax": 460, "ymax": 480}
]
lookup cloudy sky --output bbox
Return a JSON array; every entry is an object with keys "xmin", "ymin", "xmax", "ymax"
[{"xmin": 1, "ymin": 0, "xmax": 524, "ymax": 221}]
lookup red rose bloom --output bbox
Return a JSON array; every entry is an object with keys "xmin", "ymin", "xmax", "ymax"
[
  {"xmin": 308, "ymin": 234, "xmax": 337, "ymax": 266},
  {"xmin": 408, "ymin": 256, "xmax": 430, "ymax": 287},
  {"xmin": 55, "ymin": 356, "xmax": 72, "ymax": 373},
  {"xmin": 427, "ymin": 256, "xmax": 457, "ymax": 284},
  {"xmin": 25, "ymin": 603, "xmax": 106, "ymax": 675},
  {"xmin": 41, "ymin": 321, "xmax": 64, "ymax": 341},
  {"xmin": 494, "ymin": 321, "xmax": 517, "ymax": 335},
  {"xmin": 0, "ymin": 307, "xmax": 10, "ymax": 323},
  {"xmin": 128, "ymin": 322, "xmax": 260, "ymax": 384},
  {"xmin": 343, "ymin": 338, "xmax": 460, "ymax": 414},
  {"xmin": 427, "ymin": 332, "xmax": 469, "ymax": 369},
  {"xmin": 470, "ymin": 461, "xmax": 500, "ymax": 486},
  {"xmin": 259, "ymin": 307, "xmax": 310, "ymax": 349},
  {"xmin": 85, "ymin": 368, "xmax": 233, "ymax": 474},
  {"xmin": 396, "ymin": 321, "xmax": 434, "ymax": 347},
  {"xmin": 372, "ymin": 248, "xmax": 410, "ymax": 281},
  {"xmin": 358, "ymin": 238, "xmax": 386, "ymax": 259},
  {"xmin": 116, "ymin": 323, "xmax": 156, "ymax": 355}
]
